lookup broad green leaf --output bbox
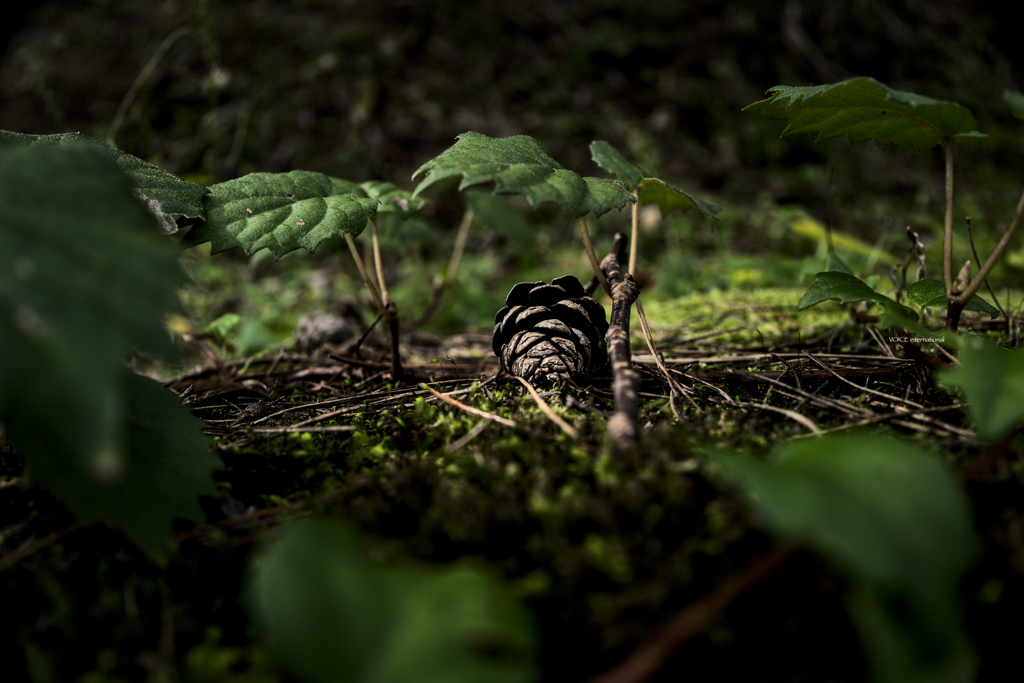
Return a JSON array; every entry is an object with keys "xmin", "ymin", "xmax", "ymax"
[
  {"xmin": 0, "ymin": 130, "xmax": 209, "ymax": 229},
  {"xmin": 589, "ymin": 140, "xmax": 646, "ymax": 187},
  {"xmin": 712, "ymin": 433, "xmax": 975, "ymax": 683},
  {"xmin": 906, "ymin": 279, "xmax": 999, "ymax": 318},
  {"xmin": 463, "ymin": 189, "xmax": 534, "ymax": 249},
  {"xmin": 1003, "ymin": 90, "xmax": 1024, "ymax": 120},
  {"xmin": 360, "ymin": 181, "xmax": 426, "ymax": 218},
  {"xmin": 825, "ymin": 251, "xmax": 854, "ymax": 274},
  {"xmin": 182, "ymin": 171, "xmax": 379, "ymax": 258},
  {"xmin": 745, "ymin": 77, "xmax": 988, "ymax": 150},
  {"xmin": 250, "ymin": 518, "xmax": 537, "ymax": 683},
  {"xmin": 0, "ymin": 144, "xmax": 215, "ymax": 564},
  {"xmin": 590, "ymin": 140, "xmax": 720, "ymax": 220},
  {"xmin": 412, "ymin": 131, "xmax": 632, "ymax": 218},
  {"xmin": 799, "ymin": 271, "xmax": 917, "ymax": 320},
  {"xmin": 636, "ymin": 177, "xmax": 721, "ymax": 221},
  {"xmin": 579, "ymin": 176, "xmax": 634, "ymax": 217},
  {"xmin": 939, "ymin": 336, "xmax": 1024, "ymax": 441}
]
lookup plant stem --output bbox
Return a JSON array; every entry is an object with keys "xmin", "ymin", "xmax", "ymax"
[
  {"xmin": 602, "ymin": 233, "xmax": 640, "ymax": 457},
  {"xmin": 942, "ymin": 143, "xmax": 955, "ymax": 298},
  {"xmin": 345, "ymin": 232, "xmax": 403, "ymax": 378},
  {"xmin": 344, "ymin": 233, "xmax": 386, "ymax": 313},
  {"xmin": 628, "ymin": 189, "xmax": 640, "ymax": 276},
  {"xmin": 579, "ymin": 216, "xmax": 612, "ymax": 297},
  {"xmin": 956, "ymin": 182, "xmax": 1024, "ymax": 307},
  {"xmin": 371, "ymin": 221, "xmax": 391, "ymax": 306},
  {"xmin": 409, "ymin": 208, "xmax": 474, "ymax": 329}
]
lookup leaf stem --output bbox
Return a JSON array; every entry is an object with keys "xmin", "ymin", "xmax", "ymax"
[
  {"xmin": 579, "ymin": 216, "xmax": 612, "ymax": 297},
  {"xmin": 344, "ymin": 232, "xmax": 386, "ymax": 314},
  {"xmin": 370, "ymin": 221, "xmax": 391, "ymax": 306},
  {"xmin": 942, "ymin": 143, "xmax": 955, "ymax": 297},
  {"xmin": 628, "ymin": 189, "xmax": 640, "ymax": 275},
  {"xmin": 956, "ymin": 182, "xmax": 1024, "ymax": 307}
]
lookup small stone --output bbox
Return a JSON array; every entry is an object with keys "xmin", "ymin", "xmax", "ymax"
[{"xmin": 294, "ymin": 312, "xmax": 351, "ymax": 351}]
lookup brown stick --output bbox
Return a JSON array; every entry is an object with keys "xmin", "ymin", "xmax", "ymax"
[
  {"xmin": 585, "ymin": 544, "xmax": 797, "ymax": 683},
  {"xmin": 602, "ymin": 233, "xmax": 641, "ymax": 456}
]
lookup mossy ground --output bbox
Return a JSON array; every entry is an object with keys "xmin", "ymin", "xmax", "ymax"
[{"xmin": 4, "ymin": 276, "xmax": 1024, "ymax": 682}]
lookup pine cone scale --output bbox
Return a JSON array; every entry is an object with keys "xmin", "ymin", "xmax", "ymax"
[{"xmin": 492, "ymin": 275, "xmax": 609, "ymax": 384}]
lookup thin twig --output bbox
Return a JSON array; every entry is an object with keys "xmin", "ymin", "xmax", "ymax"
[
  {"xmin": 635, "ymin": 297, "xmax": 701, "ymax": 412},
  {"xmin": 586, "ymin": 544, "xmax": 797, "ymax": 683},
  {"xmin": 603, "ymin": 233, "xmax": 641, "ymax": 456},
  {"xmin": 0, "ymin": 525, "xmax": 80, "ymax": 573},
  {"xmin": 800, "ymin": 351, "xmax": 924, "ymax": 409},
  {"xmin": 735, "ymin": 401, "xmax": 821, "ymax": 434},
  {"xmin": 957, "ymin": 182, "xmax": 1024, "ymax": 308},
  {"xmin": 516, "ymin": 377, "xmax": 579, "ymax": 439},
  {"xmin": 420, "ymin": 384, "xmax": 518, "ymax": 428}
]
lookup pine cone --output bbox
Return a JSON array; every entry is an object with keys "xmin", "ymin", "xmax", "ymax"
[{"xmin": 492, "ymin": 275, "xmax": 609, "ymax": 384}]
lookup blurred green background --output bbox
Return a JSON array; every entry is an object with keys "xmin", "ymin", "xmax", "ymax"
[{"xmin": 4, "ymin": 0, "xmax": 1024, "ymax": 340}]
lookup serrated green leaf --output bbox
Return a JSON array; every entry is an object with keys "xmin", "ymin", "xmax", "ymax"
[
  {"xmin": 578, "ymin": 176, "xmax": 634, "ymax": 217},
  {"xmin": 250, "ymin": 518, "xmax": 537, "ymax": 683},
  {"xmin": 745, "ymin": 77, "xmax": 987, "ymax": 150},
  {"xmin": 591, "ymin": 140, "xmax": 719, "ymax": 221},
  {"xmin": 463, "ymin": 189, "xmax": 534, "ymax": 249},
  {"xmin": 182, "ymin": 171, "xmax": 379, "ymax": 258},
  {"xmin": 412, "ymin": 131, "xmax": 632, "ymax": 218},
  {"xmin": 0, "ymin": 129, "xmax": 209, "ymax": 227},
  {"xmin": 906, "ymin": 279, "xmax": 998, "ymax": 317},
  {"xmin": 589, "ymin": 140, "xmax": 647, "ymax": 187},
  {"xmin": 712, "ymin": 433, "xmax": 975, "ymax": 683},
  {"xmin": 939, "ymin": 336, "xmax": 1024, "ymax": 441},
  {"xmin": 799, "ymin": 271, "xmax": 917, "ymax": 319},
  {"xmin": 360, "ymin": 180, "xmax": 426, "ymax": 218},
  {"xmin": 1004, "ymin": 90, "xmax": 1024, "ymax": 120},
  {"xmin": 0, "ymin": 144, "xmax": 215, "ymax": 564},
  {"xmin": 637, "ymin": 177, "xmax": 720, "ymax": 221}
]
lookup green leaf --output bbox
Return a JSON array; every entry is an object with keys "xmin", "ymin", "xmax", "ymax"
[
  {"xmin": 360, "ymin": 181, "xmax": 426, "ymax": 218},
  {"xmin": 636, "ymin": 177, "xmax": 721, "ymax": 221},
  {"xmin": 712, "ymin": 433, "xmax": 975, "ymax": 683},
  {"xmin": 0, "ymin": 144, "xmax": 215, "ymax": 564},
  {"xmin": 906, "ymin": 279, "xmax": 999, "ymax": 318},
  {"xmin": 745, "ymin": 77, "xmax": 987, "ymax": 150},
  {"xmin": 250, "ymin": 518, "xmax": 537, "ymax": 683},
  {"xmin": 0, "ymin": 129, "xmax": 209, "ymax": 228},
  {"xmin": 590, "ymin": 140, "xmax": 720, "ymax": 220},
  {"xmin": 182, "ymin": 171, "xmax": 379, "ymax": 258},
  {"xmin": 938, "ymin": 336, "xmax": 1024, "ymax": 441},
  {"xmin": 463, "ymin": 189, "xmax": 534, "ymax": 249},
  {"xmin": 799, "ymin": 271, "xmax": 917, "ymax": 320},
  {"xmin": 412, "ymin": 131, "xmax": 632, "ymax": 218},
  {"xmin": 1004, "ymin": 90, "xmax": 1024, "ymax": 120},
  {"xmin": 589, "ymin": 140, "xmax": 646, "ymax": 187}
]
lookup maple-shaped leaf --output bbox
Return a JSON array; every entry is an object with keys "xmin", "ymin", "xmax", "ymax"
[
  {"xmin": 745, "ymin": 77, "xmax": 988, "ymax": 150},
  {"xmin": 182, "ymin": 171, "xmax": 379, "ymax": 258},
  {"xmin": 0, "ymin": 130, "xmax": 208, "ymax": 230},
  {"xmin": 590, "ymin": 140, "xmax": 720, "ymax": 220},
  {"xmin": 412, "ymin": 131, "xmax": 632, "ymax": 217}
]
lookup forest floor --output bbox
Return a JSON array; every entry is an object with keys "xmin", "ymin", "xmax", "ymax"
[{"xmin": 4, "ymin": 279, "xmax": 1023, "ymax": 683}]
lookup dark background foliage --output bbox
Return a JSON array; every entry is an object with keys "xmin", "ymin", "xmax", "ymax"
[{"xmin": 3, "ymin": 1, "xmax": 1022, "ymax": 204}]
